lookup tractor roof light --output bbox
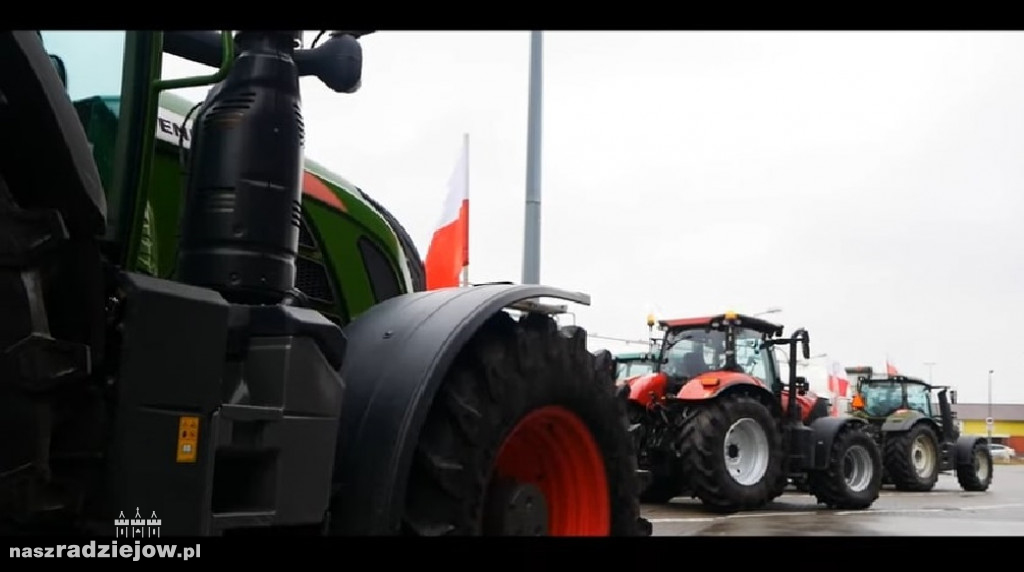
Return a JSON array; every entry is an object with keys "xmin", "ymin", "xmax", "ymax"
[
  {"xmin": 646, "ymin": 313, "xmax": 656, "ymax": 327},
  {"xmin": 724, "ymin": 310, "xmax": 738, "ymax": 320}
]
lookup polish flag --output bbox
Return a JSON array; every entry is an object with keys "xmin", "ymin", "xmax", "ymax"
[
  {"xmin": 826, "ymin": 361, "xmax": 850, "ymax": 416},
  {"xmin": 885, "ymin": 357, "xmax": 899, "ymax": 376},
  {"xmin": 425, "ymin": 135, "xmax": 470, "ymax": 290}
]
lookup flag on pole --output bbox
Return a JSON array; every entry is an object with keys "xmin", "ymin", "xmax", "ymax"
[
  {"xmin": 826, "ymin": 360, "xmax": 850, "ymax": 416},
  {"xmin": 425, "ymin": 135, "xmax": 470, "ymax": 290},
  {"xmin": 885, "ymin": 356, "xmax": 899, "ymax": 376}
]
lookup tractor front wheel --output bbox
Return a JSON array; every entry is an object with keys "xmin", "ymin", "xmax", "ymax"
[
  {"xmin": 884, "ymin": 423, "xmax": 941, "ymax": 491},
  {"xmin": 955, "ymin": 439, "xmax": 993, "ymax": 492},
  {"xmin": 401, "ymin": 311, "xmax": 643, "ymax": 536},
  {"xmin": 808, "ymin": 425, "xmax": 882, "ymax": 510},
  {"xmin": 679, "ymin": 394, "xmax": 784, "ymax": 513}
]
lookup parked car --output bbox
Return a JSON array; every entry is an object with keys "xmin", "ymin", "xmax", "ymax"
[{"xmin": 989, "ymin": 443, "xmax": 1016, "ymax": 460}]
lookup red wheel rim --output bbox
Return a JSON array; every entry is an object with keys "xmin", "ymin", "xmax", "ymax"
[{"xmin": 493, "ymin": 405, "xmax": 611, "ymax": 535}]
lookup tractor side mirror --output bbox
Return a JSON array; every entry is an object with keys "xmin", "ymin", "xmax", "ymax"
[
  {"xmin": 800, "ymin": 334, "xmax": 810, "ymax": 359},
  {"xmin": 294, "ymin": 32, "xmax": 364, "ymax": 94},
  {"xmin": 795, "ymin": 376, "xmax": 809, "ymax": 394},
  {"xmin": 949, "ymin": 390, "xmax": 957, "ymax": 404}
]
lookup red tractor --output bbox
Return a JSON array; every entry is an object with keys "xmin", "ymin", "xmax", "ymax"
[{"xmin": 621, "ymin": 311, "xmax": 883, "ymax": 512}]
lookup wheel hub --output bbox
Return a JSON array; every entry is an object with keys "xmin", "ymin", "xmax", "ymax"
[
  {"xmin": 975, "ymin": 449, "xmax": 991, "ymax": 482},
  {"xmin": 842, "ymin": 444, "xmax": 873, "ymax": 493},
  {"xmin": 723, "ymin": 417, "xmax": 770, "ymax": 486},
  {"xmin": 483, "ymin": 478, "xmax": 549, "ymax": 536},
  {"xmin": 911, "ymin": 435, "xmax": 936, "ymax": 478}
]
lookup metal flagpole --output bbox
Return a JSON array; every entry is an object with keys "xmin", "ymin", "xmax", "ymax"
[
  {"xmin": 522, "ymin": 30, "xmax": 543, "ymax": 284},
  {"xmin": 461, "ymin": 132, "xmax": 470, "ymax": 286}
]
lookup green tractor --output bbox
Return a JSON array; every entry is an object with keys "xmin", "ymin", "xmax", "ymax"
[
  {"xmin": 851, "ymin": 374, "xmax": 992, "ymax": 492},
  {"xmin": 0, "ymin": 30, "xmax": 648, "ymax": 536},
  {"xmin": 611, "ymin": 314, "xmax": 662, "ymax": 383},
  {"xmin": 613, "ymin": 351, "xmax": 659, "ymax": 383}
]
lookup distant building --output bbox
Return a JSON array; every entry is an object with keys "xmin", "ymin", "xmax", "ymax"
[{"xmin": 948, "ymin": 403, "xmax": 1024, "ymax": 452}]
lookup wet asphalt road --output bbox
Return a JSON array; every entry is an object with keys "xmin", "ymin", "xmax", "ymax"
[{"xmin": 643, "ymin": 464, "xmax": 1024, "ymax": 536}]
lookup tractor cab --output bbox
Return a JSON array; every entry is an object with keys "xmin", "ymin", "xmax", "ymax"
[
  {"xmin": 614, "ymin": 351, "xmax": 659, "ymax": 382},
  {"xmin": 655, "ymin": 311, "xmax": 784, "ymax": 393},
  {"xmin": 853, "ymin": 375, "xmax": 958, "ymax": 424}
]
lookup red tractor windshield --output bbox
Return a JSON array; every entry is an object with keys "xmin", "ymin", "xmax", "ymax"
[{"xmin": 658, "ymin": 325, "xmax": 779, "ymax": 388}]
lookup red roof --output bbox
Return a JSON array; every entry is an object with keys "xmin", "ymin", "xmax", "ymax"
[
  {"xmin": 658, "ymin": 316, "xmax": 716, "ymax": 328},
  {"xmin": 657, "ymin": 313, "xmax": 784, "ymax": 336}
]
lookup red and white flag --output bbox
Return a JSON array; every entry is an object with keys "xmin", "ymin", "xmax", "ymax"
[
  {"xmin": 885, "ymin": 356, "xmax": 899, "ymax": 376},
  {"xmin": 425, "ymin": 135, "xmax": 470, "ymax": 290},
  {"xmin": 826, "ymin": 360, "xmax": 850, "ymax": 416}
]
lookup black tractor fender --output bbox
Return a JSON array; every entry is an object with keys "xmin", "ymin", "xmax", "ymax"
[
  {"xmin": 327, "ymin": 283, "xmax": 592, "ymax": 535},
  {"xmin": 954, "ymin": 434, "xmax": 986, "ymax": 465},
  {"xmin": 809, "ymin": 416, "xmax": 870, "ymax": 471}
]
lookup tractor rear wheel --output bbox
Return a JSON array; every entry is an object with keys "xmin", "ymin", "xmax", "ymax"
[
  {"xmin": 401, "ymin": 311, "xmax": 643, "ymax": 536},
  {"xmin": 808, "ymin": 425, "xmax": 882, "ymax": 510},
  {"xmin": 884, "ymin": 423, "xmax": 940, "ymax": 491},
  {"xmin": 955, "ymin": 439, "xmax": 993, "ymax": 492},
  {"xmin": 679, "ymin": 394, "xmax": 784, "ymax": 513}
]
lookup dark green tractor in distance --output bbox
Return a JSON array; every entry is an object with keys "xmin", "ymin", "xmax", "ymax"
[
  {"xmin": 612, "ymin": 314, "xmax": 663, "ymax": 384},
  {"xmin": 0, "ymin": 30, "xmax": 648, "ymax": 536},
  {"xmin": 851, "ymin": 375, "xmax": 992, "ymax": 492},
  {"xmin": 614, "ymin": 351, "xmax": 659, "ymax": 383}
]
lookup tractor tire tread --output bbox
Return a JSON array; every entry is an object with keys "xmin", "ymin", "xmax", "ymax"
[
  {"xmin": 884, "ymin": 423, "xmax": 940, "ymax": 492},
  {"xmin": 402, "ymin": 311, "xmax": 644, "ymax": 535},
  {"xmin": 808, "ymin": 424, "xmax": 882, "ymax": 510},
  {"xmin": 678, "ymin": 393, "xmax": 784, "ymax": 513},
  {"xmin": 955, "ymin": 439, "xmax": 993, "ymax": 492}
]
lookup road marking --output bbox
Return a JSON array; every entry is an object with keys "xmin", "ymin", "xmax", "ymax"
[
  {"xmin": 725, "ymin": 510, "xmax": 821, "ymax": 519},
  {"xmin": 835, "ymin": 502, "xmax": 1024, "ymax": 516},
  {"xmin": 648, "ymin": 503, "xmax": 1024, "ymax": 524},
  {"xmin": 648, "ymin": 517, "xmax": 718, "ymax": 523},
  {"xmin": 649, "ymin": 510, "xmax": 820, "ymax": 523}
]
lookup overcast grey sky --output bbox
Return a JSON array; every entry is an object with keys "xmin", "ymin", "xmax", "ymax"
[{"xmin": 165, "ymin": 31, "xmax": 1024, "ymax": 404}]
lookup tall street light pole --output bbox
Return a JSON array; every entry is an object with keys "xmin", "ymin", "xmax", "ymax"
[
  {"xmin": 987, "ymin": 369, "xmax": 994, "ymax": 444},
  {"xmin": 924, "ymin": 361, "xmax": 936, "ymax": 384},
  {"xmin": 522, "ymin": 31, "xmax": 543, "ymax": 285}
]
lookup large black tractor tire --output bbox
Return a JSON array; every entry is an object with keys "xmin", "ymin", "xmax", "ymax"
[
  {"xmin": 808, "ymin": 425, "xmax": 882, "ymax": 510},
  {"xmin": 401, "ymin": 311, "xmax": 644, "ymax": 536},
  {"xmin": 359, "ymin": 190, "xmax": 427, "ymax": 292},
  {"xmin": 884, "ymin": 423, "xmax": 941, "ymax": 492},
  {"xmin": 956, "ymin": 439, "xmax": 993, "ymax": 492},
  {"xmin": 679, "ymin": 394, "xmax": 785, "ymax": 513}
]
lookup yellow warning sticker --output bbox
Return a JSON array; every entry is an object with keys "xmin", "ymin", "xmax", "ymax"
[{"xmin": 177, "ymin": 416, "xmax": 200, "ymax": 463}]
